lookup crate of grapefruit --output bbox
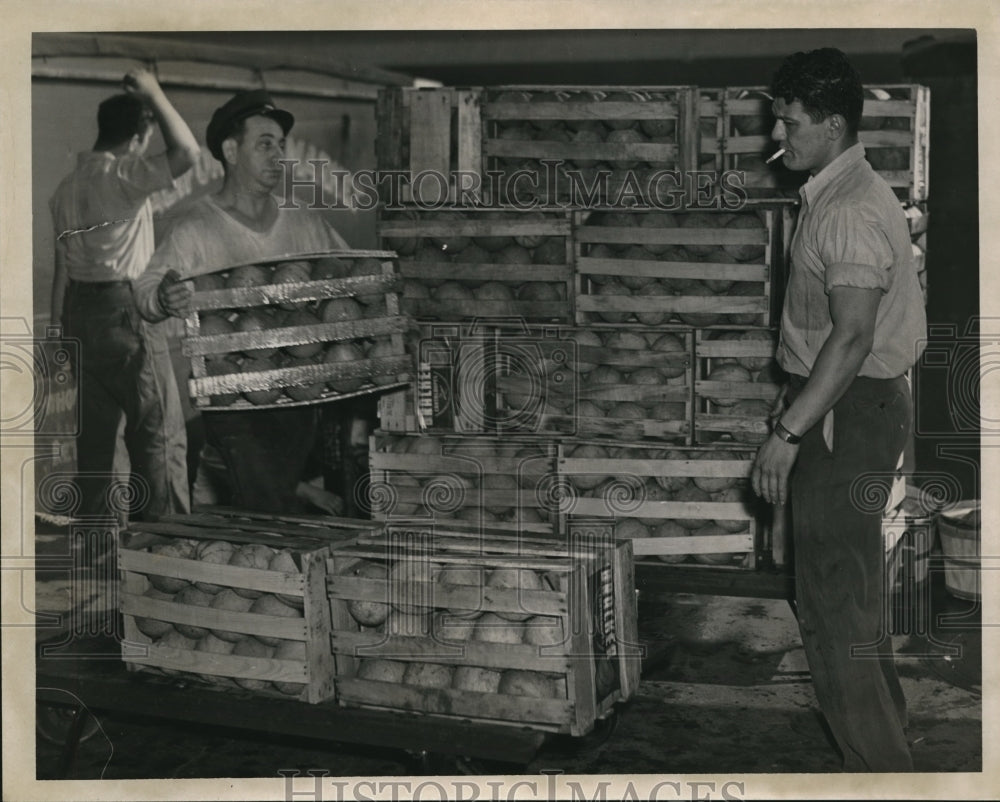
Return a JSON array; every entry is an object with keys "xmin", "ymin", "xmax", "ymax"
[
  {"xmin": 118, "ymin": 509, "xmax": 379, "ymax": 703},
  {"xmin": 182, "ymin": 250, "xmax": 414, "ymax": 410},
  {"xmin": 326, "ymin": 522, "xmax": 639, "ymax": 736},
  {"xmin": 574, "ymin": 208, "xmax": 778, "ymax": 329},
  {"xmin": 557, "ymin": 441, "xmax": 765, "ymax": 569}
]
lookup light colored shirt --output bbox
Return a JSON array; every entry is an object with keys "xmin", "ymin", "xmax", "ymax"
[
  {"xmin": 775, "ymin": 143, "xmax": 927, "ymax": 379},
  {"xmin": 49, "ymin": 150, "xmax": 175, "ymax": 282},
  {"xmin": 133, "ymin": 195, "xmax": 349, "ymax": 322}
]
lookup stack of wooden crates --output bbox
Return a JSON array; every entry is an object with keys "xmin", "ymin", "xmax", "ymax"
[{"xmin": 369, "ymin": 78, "xmax": 930, "ymax": 639}]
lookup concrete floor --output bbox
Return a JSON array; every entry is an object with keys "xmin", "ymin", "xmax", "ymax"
[{"xmin": 31, "ymin": 522, "xmax": 982, "ymax": 783}]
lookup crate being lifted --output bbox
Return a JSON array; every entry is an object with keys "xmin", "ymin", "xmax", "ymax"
[
  {"xmin": 182, "ymin": 250, "xmax": 413, "ymax": 410},
  {"xmin": 326, "ymin": 520, "xmax": 639, "ymax": 736},
  {"xmin": 693, "ymin": 326, "xmax": 782, "ymax": 446},
  {"xmin": 118, "ymin": 509, "xmax": 379, "ymax": 703},
  {"xmin": 557, "ymin": 441, "xmax": 766, "ymax": 569}
]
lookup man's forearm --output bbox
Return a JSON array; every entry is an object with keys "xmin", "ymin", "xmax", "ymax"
[
  {"xmin": 146, "ymin": 86, "xmax": 200, "ymax": 177},
  {"xmin": 778, "ymin": 329, "xmax": 873, "ymax": 436},
  {"xmin": 132, "ymin": 263, "xmax": 170, "ymax": 322}
]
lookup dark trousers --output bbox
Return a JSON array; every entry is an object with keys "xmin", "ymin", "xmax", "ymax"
[
  {"xmin": 63, "ymin": 281, "xmax": 190, "ymax": 522},
  {"xmin": 203, "ymin": 406, "xmax": 318, "ymax": 514},
  {"xmin": 788, "ymin": 373, "xmax": 913, "ymax": 772}
]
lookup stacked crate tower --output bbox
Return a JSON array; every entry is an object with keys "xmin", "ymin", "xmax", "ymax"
[
  {"xmin": 371, "ymin": 84, "xmax": 785, "ymax": 578},
  {"xmin": 372, "ymin": 81, "xmax": 930, "ymax": 579}
]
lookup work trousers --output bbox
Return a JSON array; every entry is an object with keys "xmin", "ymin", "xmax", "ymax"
[
  {"xmin": 62, "ymin": 281, "xmax": 190, "ymax": 522},
  {"xmin": 202, "ymin": 406, "xmax": 318, "ymax": 514},
  {"xmin": 788, "ymin": 373, "xmax": 913, "ymax": 772}
]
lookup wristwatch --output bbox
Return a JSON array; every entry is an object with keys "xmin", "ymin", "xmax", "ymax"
[{"xmin": 773, "ymin": 419, "xmax": 802, "ymax": 445}]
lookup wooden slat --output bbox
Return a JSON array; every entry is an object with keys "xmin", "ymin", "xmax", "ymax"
[
  {"xmin": 376, "ymin": 87, "xmax": 404, "ymax": 171},
  {"xmin": 577, "ymin": 257, "xmax": 768, "ymax": 282},
  {"xmin": 455, "ymin": 90, "xmax": 483, "ymax": 201},
  {"xmin": 122, "ymin": 593, "xmax": 308, "ymax": 640},
  {"xmin": 119, "ymin": 550, "xmax": 305, "ymax": 597},
  {"xmin": 630, "ymin": 532, "xmax": 754, "ymax": 556},
  {"xmin": 543, "ymin": 415, "xmax": 688, "ymax": 441},
  {"xmin": 565, "ymin": 565, "xmax": 598, "ymax": 737},
  {"xmin": 485, "ymin": 99, "xmax": 681, "ymax": 120},
  {"xmin": 696, "ymin": 381, "xmax": 781, "ymax": 400},
  {"xmin": 484, "ymin": 140, "xmax": 678, "ymax": 162},
  {"xmin": 188, "ymin": 274, "xmax": 401, "ymax": 313},
  {"xmin": 569, "ymin": 498, "xmax": 753, "ymax": 521},
  {"xmin": 184, "ymin": 315, "xmax": 410, "ymax": 357},
  {"xmin": 328, "ymin": 577, "xmax": 567, "ymax": 619},
  {"xmin": 303, "ymin": 552, "xmax": 337, "ymax": 703},
  {"xmin": 576, "ymin": 295, "xmax": 766, "ymax": 314},
  {"xmin": 560, "ymin": 456, "xmax": 752, "ymax": 478},
  {"xmin": 577, "ymin": 225, "xmax": 767, "ymax": 246},
  {"xmin": 126, "ymin": 644, "xmax": 307, "ymax": 683},
  {"xmin": 399, "ymin": 262, "xmax": 571, "ymax": 282},
  {"xmin": 331, "ymin": 631, "xmax": 570, "ymax": 672},
  {"xmin": 613, "ymin": 541, "xmax": 642, "ymax": 701},
  {"xmin": 190, "ymin": 355, "xmax": 411, "ymax": 396},
  {"xmin": 401, "ymin": 299, "xmax": 569, "ymax": 322},
  {"xmin": 408, "ymin": 88, "xmax": 453, "ymax": 205},
  {"xmin": 336, "ymin": 678, "xmax": 573, "ymax": 732}
]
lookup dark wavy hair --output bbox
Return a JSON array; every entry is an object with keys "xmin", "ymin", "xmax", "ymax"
[
  {"xmin": 771, "ymin": 48, "xmax": 864, "ymax": 136},
  {"xmin": 95, "ymin": 94, "xmax": 153, "ymax": 149}
]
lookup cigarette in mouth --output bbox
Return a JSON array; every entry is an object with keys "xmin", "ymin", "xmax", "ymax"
[{"xmin": 766, "ymin": 148, "xmax": 787, "ymax": 164}]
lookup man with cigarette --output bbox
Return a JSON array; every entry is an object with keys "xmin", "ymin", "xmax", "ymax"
[
  {"xmin": 50, "ymin": 68, "xmax": 200, "ymax": 525},
  {"xmin": 133, "ymin": 89, "xmax": 348, "ymax": 514},
  {"xmin": 750, "ymin": 48, "xmax": 926, "ymax": 772}
]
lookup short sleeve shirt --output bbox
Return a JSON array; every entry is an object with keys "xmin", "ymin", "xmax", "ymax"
[
  {"xmin": 49, "ymin": 150, "xmax": 175, "ymax": 281},
  {"xmin": 775, "ymin": 143, "xmax": 927, "ymax": 379},
  {"xmin": 133, "ymin": 196, "xmax": 350, "ymax": 321}
]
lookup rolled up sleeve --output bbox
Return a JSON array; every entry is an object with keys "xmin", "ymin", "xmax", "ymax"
[{"xmin": 818, "ymin": 205, "xmax": 893, "ymax": 294}]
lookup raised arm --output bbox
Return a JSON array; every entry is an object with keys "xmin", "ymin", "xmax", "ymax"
[{"xmin": 124, "ymin": 68, "xmax": 201, "ymax": 178}]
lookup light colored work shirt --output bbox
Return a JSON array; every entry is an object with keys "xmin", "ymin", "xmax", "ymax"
[
  {"xmin": 49, "ymin": 150, "xmax": 175, "ymax": 282},
  {"xmin": 775, "ymin": 143, "xmax": 927, "ymax": 379},
  {"xmin": 133, "ymin": 195, "xmax": 349, "ymax": 322}
]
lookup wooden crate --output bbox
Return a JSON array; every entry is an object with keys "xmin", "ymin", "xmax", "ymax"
[
  {"xmin": 558, "ymin": 441, "xmax": 765, "ymax": 569},
  {"xmin": 698, "ymin": 84, "xmax": 930, "ymax": 203},
  {"xmin": 326, "ymin": 523, "xmax": 639, "ymax": 736},
  {"xmin": 367, "ymin": 432, "xmax": 559, "ymax": 530},
  {"xmin": 376, "ymin": 87, "xmax": 483, "ymax": 205},
  {"xmin": 574, "ymin": 208, "xmax": 777, "ymax": 328},
  {"xmin": 481, "ymin": 85, "xmax": 697, "ymax": 205},
  {"xmin": 694, "ymin": 327, "xmax": 782, "ymax": 446},
  {"xmin": 118, "ymin": 510, "xmax": 379, "ymax": 703},
  {"xmin": 183, "ymin": 250, "xmax": 413, "ymax": 410},
  {"xmin": 377, "ymin": 207, "xmax": 574, "ymax": 324},
  {"xmin": 376, "ymin": 321, "xmax": 492, "ymax": 434},
  {"xmin": 490, "ymin": 322, "xmax": 693, "ymax": 443}
]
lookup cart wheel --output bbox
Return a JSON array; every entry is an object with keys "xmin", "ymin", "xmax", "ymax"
[{"xmin": 36, "ymin": 704, "xmax": 100, "ymax": 746}]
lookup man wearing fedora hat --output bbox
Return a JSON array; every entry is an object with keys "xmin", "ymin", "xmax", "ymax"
[{"xmin": 134, "ymin": 88, "xmax": 350, "ymax": 513}]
